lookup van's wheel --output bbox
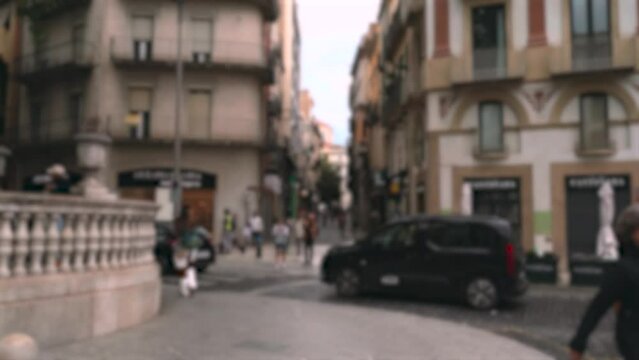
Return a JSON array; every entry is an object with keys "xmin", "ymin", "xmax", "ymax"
[
  {"xmin": 465, "ymin": 277, "xmax": 498, "ymax": 310},
  {"xmin": 336, "ymin": 268, "xmax": 360, "ymax": 298}
]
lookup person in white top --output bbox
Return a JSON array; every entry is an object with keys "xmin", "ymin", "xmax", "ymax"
[
  {"xmin": 272, "ymin": 218, "xmax": 290, "ymax": 267},
  {"xmin": 249, "ymin": 212, "xmax": 264, "ymax": 259}
]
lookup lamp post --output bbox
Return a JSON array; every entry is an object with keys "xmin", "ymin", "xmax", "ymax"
[{"xmin": 173, "ymin": 0, "xmax": 185, "ymax": 218}]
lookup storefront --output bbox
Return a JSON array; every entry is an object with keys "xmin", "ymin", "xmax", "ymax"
[
  {"xmin": 465, "ymin": 178, "xmax": 522, "ymax": 242},
  {"xmin": 565, "ymin": 174, "xmax": 631, "ymax": 284},
  {"xmin": 118, "ymin": 168, "xmax": 217, "ymax": 231}
]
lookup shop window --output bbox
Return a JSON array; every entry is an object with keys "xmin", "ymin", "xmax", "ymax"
[
  {"xmin": 571, "ymin": 0, "xmax": 610, "ymax": 70},
  {"xmin": 580, "ymin": 93, "xmax": 609, "ymax": 151},
  {"xmin": 128, "ymin": 88, "xmax": 152, "ymax": 140},
  {"xmin": 478, "ymin": 101, "xmax": 504, "ymax": 154},
  {"xmin": 472, "ymin": 4, "xmax": 507, "ymax": 80},
  {"xmin": 132, "ymin": 16, "xmax": 153, "ymax": 61}
]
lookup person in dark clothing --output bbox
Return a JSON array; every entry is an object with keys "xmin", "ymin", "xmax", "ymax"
[{"xmin": 570, "ymin": 205, "xmax": 639, "ymax": 360}]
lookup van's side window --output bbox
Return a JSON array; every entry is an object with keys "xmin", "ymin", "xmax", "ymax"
[
  {"xmin": 427, "ymin": 223, "xmax": 472, "ymax": 249},
  {"xmin": 472, "ymin": 225, "xmax": 498, "ymax": 251}
]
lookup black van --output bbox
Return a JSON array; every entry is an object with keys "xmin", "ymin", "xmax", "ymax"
[{"xmin": 321, "ymin": 215, "xmax": 528, "ymax": 309}]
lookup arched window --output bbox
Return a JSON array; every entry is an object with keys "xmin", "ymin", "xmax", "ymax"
[
  {"xmin": 478, "ymin": 101, "xmax": 504, "ymax": 153},
  {"xmin": 580, "ymin": 93, "xmax": 609, "ymax": 150}
]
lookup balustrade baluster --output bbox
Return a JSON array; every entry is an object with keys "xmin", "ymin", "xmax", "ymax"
[
  {"xmin": 73, "ymin": 214, "xmax": 88, "ymax": 272},
  {"xmin": 0, "ymin": 210, "xmax": 14, "ymax": 277},
  {"xmin": 120, "ymin": 213, "xmax": 132, "ymax": 266},
  {"xmin": 59, "ymin": 212, "xmax": 75, "ymax": 273},
  {"xmin": 30, "ymin": 210, "xmax": 46, "ymax": 275},
  {"xmin": 13, "ymin": 210, "xmax": 30, "ymax": 277},
  {"xmin": 45, "ymin": 211, "xmax": 61, "ymax": 274},
  {"xmin": 99, "ymin": 212, "xmax": 113, "ymax": 269},
  {"xmin": 86, "ymin": 213, "xmax": 100, "ymax": 271}
]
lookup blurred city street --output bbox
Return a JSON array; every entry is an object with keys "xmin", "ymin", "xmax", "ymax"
[{"xmin": 44, "ymin": 223, "xmax": 619, "ymax": 360}]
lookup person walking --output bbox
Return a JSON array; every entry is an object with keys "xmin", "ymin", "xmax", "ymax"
[
  {"xmin": 303, "ymin": 212, "xmax": 318, "ymax": 266},
  {"xmin": 249, "ymin": 211, "xmax": 264, "ymax": 259},
  {"xmin": 174, "ymin": 206, "xmax": 208, "ymax": 298},
  {"xmin": 221, "ymin": 209, "xmax": 236, "ymax": 254},
  {"xmin": 272, "ymin": 218, "xmax": 290, "ymax": 268},
  {"xmin": 570, "ymin": 205, "xmax": 639, "ymax": 360},
  {"xmin": 293, "ymin": 212, "xmax": 306, "ymax": 257}
]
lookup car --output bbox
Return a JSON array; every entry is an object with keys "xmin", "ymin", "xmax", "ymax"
[
  {"xmin": 321, "ymin": 215, "xmax": 528, "ymax": 310},
  {"xmin": 154, "ymin": 223, "xmax": 216, "ymax": 275}
]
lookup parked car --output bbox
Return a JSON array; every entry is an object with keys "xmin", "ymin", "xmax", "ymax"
[
  {"xmin": 321, "ymin": 215, "xmax": 528, "ymax": 310},
  {"xmin": 154, "ymin": 223, "xmax": 216, "ymax": 275}
]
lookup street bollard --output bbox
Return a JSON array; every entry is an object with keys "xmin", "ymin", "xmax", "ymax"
[{"xmin": 0, "ymin": 334, "xmax": 38, "ymax": 360}]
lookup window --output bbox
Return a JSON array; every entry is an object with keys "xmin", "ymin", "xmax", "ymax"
[
  {"xmin": 192, "ymin": 19, "xmax": 212, "ymax": 63},
  {"xmin": 427, "ymin": 223, "xmax": 472, "ymax": 249},
  {"xmin": 571, "ymin": 0, "xmax": 610, "ymax": 70},
  {"xmin": 68, "ymin": 92, "xmax": 84, "ymax": 134},
  {"xmin": 128, "ymin": 88, "xmax": 152, "ymax": 140},
  {"xmin": 472, "ymin": 5, "xmax": 506, "ymax": 79},
  {"xmin": 478, "ymin": 101, "xmax": 504, "ymax": 153},
  {"xmin": 132, "ymin": 16, "xmax": 153, "ymax": 61},
  {"xmin": 580, "ymin": 93, "xmax": 609, "ymax": 150},
  {"xmin": 188, "ymin": 89, "xmax": 211, "ymax": 139},
  {"xmin": 369, "ymin": 225, "xmax": 400, "ymax": 248}
]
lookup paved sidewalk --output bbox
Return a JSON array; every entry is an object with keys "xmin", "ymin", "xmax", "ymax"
[{"xmin": 45, "ymin": 286, "xmax": 552, "ymax": 360}]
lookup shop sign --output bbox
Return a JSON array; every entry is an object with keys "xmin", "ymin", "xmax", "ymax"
[
  {"xmin": 567, "ymin": 175, "xmax": 628, "ymax": 190},
  {"xmin": 118, "ymin": 168, "xmax": 217, "ymax": 189},
  {"xmin": 467, "ymin": 178, "xmax": 518, "ymax": 191}
]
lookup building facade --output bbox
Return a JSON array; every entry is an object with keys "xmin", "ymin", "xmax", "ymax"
[
  {"xmin": 10, "ymin": 0, "xmax": 278, "ymax": 240},
  {"xmin": 353, "ymin": 0, "xmax": 639, "ymax": 285}
]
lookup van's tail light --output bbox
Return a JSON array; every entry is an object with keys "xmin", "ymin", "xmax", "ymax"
[{"xmin": 505, "ymin": 243, "xmax": 517, "ymax": 278}]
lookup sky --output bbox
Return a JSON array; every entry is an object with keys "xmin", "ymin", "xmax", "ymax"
[{"xmin": 297, "ymin": 0, "xmax": 381, "ymax": 146}]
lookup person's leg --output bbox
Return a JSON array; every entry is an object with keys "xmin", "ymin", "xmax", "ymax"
[{"xmin": 256, "ymin": 234, "xmax": 263, "ymax": 259}]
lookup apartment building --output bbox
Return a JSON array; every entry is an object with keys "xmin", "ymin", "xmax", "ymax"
[
  {"xmin": 349, "ymin": 23, "xmax": 386, "ymax": 232},
  {"xmin": 266, "ymin": 0, "xmax": 301, "ymax": 218},
  {"xmin": 423, "ymin": 0, "xmax": 639, "ymax": 284},
  {"xmin": 10, "ymin": 0, "xmax": 278, "ymax": 238},
  {"xmin": 352, "ymin": 0, "xmax": 639, "ymax": 284}
]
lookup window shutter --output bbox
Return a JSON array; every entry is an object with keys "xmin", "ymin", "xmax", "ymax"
[
  {"xmin": 129, "ymin": 88, "xmax": 151, "ymax": 112},
  {"xmin": 132, "ymin": 17, "xmax": 153, "ymax": 40}
]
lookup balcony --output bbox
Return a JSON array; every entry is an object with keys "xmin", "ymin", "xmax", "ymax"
[
  {"xmin": 549, "ymin": 36, "xmax": 635, "ymax": 76},
  {"xmin": 382, "ymin": 75, "xmax": 402, "ymax": 124},
  {"xmin": 17, "ymin": 41, "xmax": 95, "ymax": 82},
  {"xmin": 18, "ymin": 0, "xmax": 89, "ymax": 20},
  {"xmin": 110, "ymin": 37, "xmax": 270, "ymax": 78},
  {"xmin": 383, "ymin": 9, "xmax": 403, "ymax": 61},
  {"xmin": 450, "ymin": 49, "xmax": 525, "ymax": 86},
  {"xmin": 9, "ymin": 118, "xmax": 79, "ymax": 145}
]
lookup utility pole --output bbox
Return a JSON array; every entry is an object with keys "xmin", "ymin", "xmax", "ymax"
[{"xmin": 173, "ymin": 0, "xmax": 185, "ymax": 218}]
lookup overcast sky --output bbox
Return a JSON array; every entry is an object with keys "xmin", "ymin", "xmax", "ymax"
[{"xmin": 298, "ymin": 0, "xmax": 380, "ymax": 146}]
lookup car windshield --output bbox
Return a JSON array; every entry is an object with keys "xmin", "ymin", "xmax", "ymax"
[{"xmin": 4, "ymin": 1, "xmax": 633, "ymax": 359}]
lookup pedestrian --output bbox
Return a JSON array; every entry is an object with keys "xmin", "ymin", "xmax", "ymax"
[
  {"xmin": 45, "ymin": 164, "xmax": 71, "ymax": 194},
  {"xmin": 249, "ymin": 211, "xmax": 264, "ymax": 259},
  {"xmin": 272, "ymin": 218, "xmax": 290, "ymax": 268},
  {"xmin": 221, "ymin": 209, "xmax": 236, "ymax": 254},
  {"xmin": 303, "ymin": 212, "xmax": 319, "ymax": 266},
  {"xmin": 174, "ymin": 206, "xmax": 207, "ymax": 298},
  {"xmin": 239, "ymin": 221, "xmax": 251, "ymax": 254},
  {"xmin": 293, "ymin": 212, "xmax": 306, "ymax": 257},
  {"xmin": 570, "ymin": 204, "xmax": 639, "ymax": 360}
]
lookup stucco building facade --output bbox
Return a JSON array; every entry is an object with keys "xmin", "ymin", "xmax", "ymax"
[
  {"xmin": 9, "ymin": 0, "xmax": 278, "ymax": 239},
  {"xmin": 353, "ymin": 0, "xmax": 639, "ymax": 284}
]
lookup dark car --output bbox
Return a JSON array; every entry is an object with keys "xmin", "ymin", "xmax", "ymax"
[
  {"xmin": 154, "ymin": 223, "xmax": 216, "ymax": 275},
  {"xmin": 321, "ymin": 215, "xmax": 528, "ymax": 310}
]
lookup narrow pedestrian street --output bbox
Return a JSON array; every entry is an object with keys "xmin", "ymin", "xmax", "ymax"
[{"xmin": 43, "ymin": 223, "xmax": 619, "ymax": 360}]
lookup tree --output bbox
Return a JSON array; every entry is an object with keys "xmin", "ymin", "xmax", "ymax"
[{"xmin": 316, "ymin": 157, "xmax": 341, "ymax": 205}]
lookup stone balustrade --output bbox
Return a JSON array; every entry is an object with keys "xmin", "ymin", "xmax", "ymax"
[{"xmin": 0, "ymin": 192, "xmax": 157, "ymax": 278}]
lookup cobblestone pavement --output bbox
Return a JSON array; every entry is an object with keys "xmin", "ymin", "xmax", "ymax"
[{"xmin": 47, "ymin": 223, "xmax": 619, "ymax": 360}]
